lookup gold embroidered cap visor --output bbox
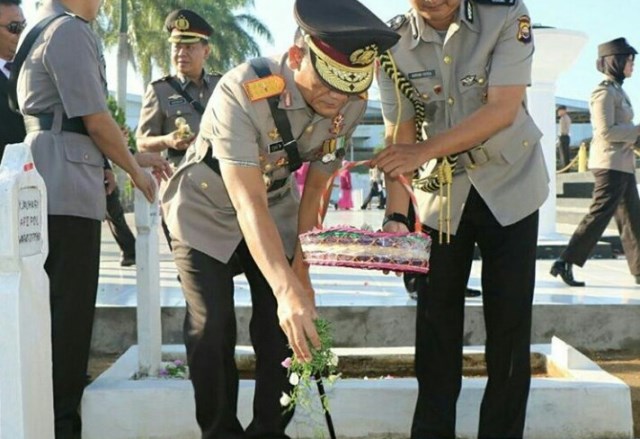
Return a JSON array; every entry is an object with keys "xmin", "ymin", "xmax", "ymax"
[
  {"xmin": 305, "ymin": 35, "xmax": 374, "ymax": 95},
  {"xmin": 168, "ymin": 31, "xmax": 208, "ymax": 44}
]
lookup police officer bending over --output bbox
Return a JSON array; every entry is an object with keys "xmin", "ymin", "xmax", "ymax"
[
  {"xmin": 137, "ymin": 9, "xmax": 220, "ymax": 168},
  {"xmin": 161, "ymin": 0, "xmax": 398, "ymax": 437}
]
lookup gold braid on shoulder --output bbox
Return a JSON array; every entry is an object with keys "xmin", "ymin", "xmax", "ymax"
[
  {"xmin": 377, "ymin": 51, "xmax": 457, "ymax": 194},
  {"xmin": 378, "ymin": 50, "xmax": 454, "ymax": 242}
]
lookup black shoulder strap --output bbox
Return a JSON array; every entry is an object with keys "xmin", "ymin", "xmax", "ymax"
[
  {"xmin": 165, "ymin": 77, "xmax": 206, "ymax": 115},
  {"xmin": 8, "ymin": 13, "xmax": 66, "ymax": 113},
  {"xmin": 249, "ymin": 58, "xmax": 301, "ymax": 173}
]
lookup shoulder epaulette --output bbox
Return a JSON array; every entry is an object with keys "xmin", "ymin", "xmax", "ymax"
[
  {"xmin": 387, "ymin": 14, "xmax": 408, "ymax": 31},
  {"xmin": 599, "ymin": 79, "xmax": 613, "ymax": 87},
  {"xmin": 65, "ymin": 12, "xmax": 88, "ymax": 23},
  {"xmin": 474, "ymin": 0, "xmax": 516, "ymax": 5},
  {"xmin": 151, "ymin": 75, "xmax": 173, "ymax": 85},
  {"xmin": 208, "ymin": 71, "xmax": 223, "ymax": 78},
  {"xmin": 242, "ymin": 75, "xmax": 285, "ymax": 102}
]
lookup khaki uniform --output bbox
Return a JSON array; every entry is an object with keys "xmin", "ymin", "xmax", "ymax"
[
  {"xmin": 588, "ymin": 79, "xmax": 637, "ymax": 172},
  {"xmin": 162, "ymin": 55, "xmax": 366, "ymax": 263},
  {"xmin": 136, "ymin": 72, "xmax": 220, "ymax": 165},
  {"xmin": 561, "ymin": 78, "xmax": 640, "ymax": 275},
  {"xmin": 378, "ymin": 2, "xmax": 547, "ymax": 437},
  {"xmin": 378, "ymin": 2, "xmax": 549, "ymax": 234},
  {"xmin": 18, "ymin": 2, "xmax": 108, "ymax": 220},
  {"xmin": 16, "ymin": 1, "xmax": 109, "ymax": 436}
]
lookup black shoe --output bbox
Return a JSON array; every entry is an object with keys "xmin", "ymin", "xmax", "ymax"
[
  {"xmin": 635, "ymin": 275, "xmax": 640, "ymax": 285},
  {"xmin": 550, "ymin": 260, "xmax": 585, "ymax": 287},
  {"xmin": 465, "ymin": 287, "xmax": 481, "ymax": 298},
  {"xmin": 120, "ymin": 254, "xmax": 136, "ymax": 267}
]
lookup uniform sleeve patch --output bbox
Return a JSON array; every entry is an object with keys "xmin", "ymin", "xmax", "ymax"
[
  {"xmin": 517, "ymin": 15, "xmax": 532, "ymax": 44},
  {"xmin": 242, "ymin": 75, "xmax": 286, "ymax": 102}
]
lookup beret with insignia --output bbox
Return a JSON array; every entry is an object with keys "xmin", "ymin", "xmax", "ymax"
[
  {"xmin": 294, "ymin": 0, "xmax": 400, "ymax": 95},
  {"xmin": 598, "ymin": 37, "xmax": 637, "ymax": 58},
  {"xmin": 165, "ymin": 9, "xmax": 213, "ymax": 44}
]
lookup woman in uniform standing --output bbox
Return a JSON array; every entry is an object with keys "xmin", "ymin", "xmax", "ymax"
[{"xmin": 551, "ymin": 37, "xmax": 640, "ymax": 287}]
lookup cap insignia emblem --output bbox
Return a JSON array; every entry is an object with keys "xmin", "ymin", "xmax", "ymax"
[
  {"xmin": 175, "ymin": 16, "xmax": 190, "ymax": 31},
  {"xmin": 350, "ymin": 45, "xmax": 379, "ymax": 66}
]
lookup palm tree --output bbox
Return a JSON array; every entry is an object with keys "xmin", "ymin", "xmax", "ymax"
[{"xmin": 97, "ymin": 0, "xmax": 272, "ymax": 114}]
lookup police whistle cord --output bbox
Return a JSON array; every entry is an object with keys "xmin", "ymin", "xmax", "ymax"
[{"xmin": 315, "ymin": 377, "xmax": 337, "ymax": 439}]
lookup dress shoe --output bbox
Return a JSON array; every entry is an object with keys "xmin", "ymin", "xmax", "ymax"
[
  {"xmin": 465, "ymin": 287, "xmax": 482, "ymax": 298},
  {"xmin": 550, "ymin": 259, "xmax": 585, "ymax": 287},
  {"xmin": 120, "ymin": 254, "xmax": 136, "ymax": 267}
]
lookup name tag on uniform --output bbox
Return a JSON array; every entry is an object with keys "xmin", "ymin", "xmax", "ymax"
[
  {"xmin": 268, "ymin": 141, "xmax": 285, "ymax": 153},
  {"xmin": 409, "ymin": 70, "xmax": 436, "ymax": 80}
]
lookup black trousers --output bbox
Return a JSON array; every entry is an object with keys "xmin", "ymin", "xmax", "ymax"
[
  {"xmin": 45, "ymin": 215, "xmax": 101, "ymax": 439},
  {"xmin": 557, "ymin": 135, "xmax": 571, "ymax": 167},
  {"xmin": 412, "ymin": 188, "xmax": 538, "ymax": 439},
  {"xmin": 562, "ymin": 168, "xmax": 640, "ymax": 275},
  {"xmin": 361, "ymin": 182, "xmax": 386, "ymax": 208},
  {"xmin": 172, "ymin": 239, "xmax": 294, "ymax": 439},
  {"xmin": 105, "ymin": 186, "xmax": 135, "ymax": 257}
]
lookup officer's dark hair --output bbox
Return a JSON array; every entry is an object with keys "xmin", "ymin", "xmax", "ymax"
[
  {"xmin": 557, "ymin": 105, "xmax": 567, "ymax": 111},
  {"xmin": 0, "ymin": 0, "xmax": 21, "ymax": 7}
]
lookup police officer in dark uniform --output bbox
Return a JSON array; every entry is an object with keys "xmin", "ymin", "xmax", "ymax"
[
  {"xmin": 137, "ymin": 9, "xmax": 220, "ymax": 168},
  {"xmin": 161, "ymin": 0, "xmax": 398, "ymax": 437}
]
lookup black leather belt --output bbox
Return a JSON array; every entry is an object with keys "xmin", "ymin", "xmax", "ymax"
[
  {"xmin": 24, "ymin": 114, "xmax": 88, "ymax": 136},
  {"xmin": 202, "ymin": 152, "xmax": 288, "ymax": 192}
]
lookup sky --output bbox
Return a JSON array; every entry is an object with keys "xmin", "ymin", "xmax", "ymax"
[{"xmin": 21, "ymin": 0, "xmax": 640, "ymax": 112}]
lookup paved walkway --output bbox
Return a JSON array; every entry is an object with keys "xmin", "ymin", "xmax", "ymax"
[{"xmin": 97, "ymin": 209, "xmax": 640, "ymax": 308}]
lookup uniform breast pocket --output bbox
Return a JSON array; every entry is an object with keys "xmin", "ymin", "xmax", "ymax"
[
  {"xmin": 167, "ymin": 105, "xmax": 194, "ymax": 129},
  {"xmin": 61, "ymin": 133, "xmax": 104, "ymax": 167},
  {"xmin": 186, "ymin": 162, "xmax": 236, "ymax": 212},
  {"xmin": 457, "ymin": 70, "xmax": 488, "ymax": 114},
  {"xmin": 411, "ymin": 77, "xmax": 446, "ymax": 126}
]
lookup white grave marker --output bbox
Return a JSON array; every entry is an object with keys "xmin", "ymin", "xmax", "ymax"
[
  {"xmin": 0, "ymin": 144, "xmax": 54, "ymax": 439},
  {"xmin": 134, "ymin": 174, "xmax": 162, "ymax": 376}
]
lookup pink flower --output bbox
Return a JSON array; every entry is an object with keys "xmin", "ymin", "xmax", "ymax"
[{"xmin": 281, "ymin": 357, "xmax": 292, "ymax": 369}]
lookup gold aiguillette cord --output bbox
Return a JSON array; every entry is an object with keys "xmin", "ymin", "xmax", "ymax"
[{"xmin": 437, "ymin": 158, "xmax": 453, "ymax": 244}]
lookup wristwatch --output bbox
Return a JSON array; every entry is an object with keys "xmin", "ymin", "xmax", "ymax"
[{"xmin": 382, "ymin": 212, "xmax": 410, "ymax": 229}]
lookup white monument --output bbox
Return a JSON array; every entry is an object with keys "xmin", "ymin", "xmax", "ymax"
[
  {"xmin": 0, "ymin": 144, "xmax": 54, "ymax": 439},
  {"xmin": 528, "ymin": 27, "xmax": 588, "ymax": 239},
  {"xmin": 134, "ymin": 175, "xmax": 162, "ymax": 376}
]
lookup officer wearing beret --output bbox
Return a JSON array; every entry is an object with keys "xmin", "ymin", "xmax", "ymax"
[
  {"xmin": 15, "ymin": 0, "xmax": 161, "ymax": 437},
  {"xmin": 137, "ymin": 9, "xmax": 220, "ymax": 168},
  {"xmin": 161, "ymin": 0, "xmax": 398, "ymax": 436},
  {"xmin": 552, "ymin": 37, "xmax": 640, "ymax": 287},
  {"xmin": 372, "ymin": 0, "xmax": 548, "ymax": 437}
]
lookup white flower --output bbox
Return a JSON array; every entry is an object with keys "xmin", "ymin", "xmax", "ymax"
[
  {"xmin": 279, "ymin": 392, "xmax": 292, "ymax": 407},
  {"xmin": 327, "ymin": 374, "xmax": 340, "ymax": 385},
  {"xmin": 328, "ymin": 352, "xmax": 339, "ymax": 367},
  {"xmin": 289, "ymin": 372, "xmax": 300, "ymax": 386}
]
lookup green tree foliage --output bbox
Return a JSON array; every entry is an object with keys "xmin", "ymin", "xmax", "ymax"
[{"xmin": 97, "ymin": 0, "xmax": 273, "ymax": 88}]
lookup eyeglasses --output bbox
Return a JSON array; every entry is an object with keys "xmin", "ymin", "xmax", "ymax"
[{"xmin": 0, "ymin": 20, "xmax": 27, "ymax": 35}]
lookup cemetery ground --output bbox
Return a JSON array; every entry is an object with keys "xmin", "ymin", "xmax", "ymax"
[{"xmin": 87, "ymin": 349, "xmax": 640, "ymax": 436}]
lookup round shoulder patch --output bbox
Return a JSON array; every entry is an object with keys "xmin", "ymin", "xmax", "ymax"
[{"xmin": 387, "ymin": 14, "xmax": 407, "ymax": 31}]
